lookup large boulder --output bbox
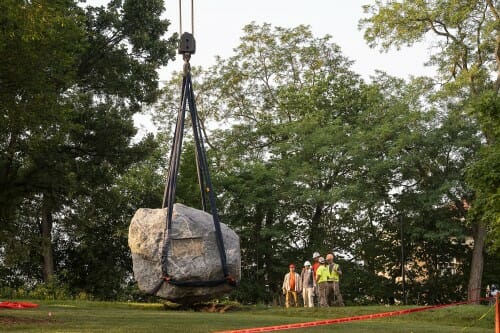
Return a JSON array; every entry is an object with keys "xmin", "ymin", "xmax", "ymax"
[{"xmin": 128, "ymin": 203, "xmax": 240, "ymax": 303}]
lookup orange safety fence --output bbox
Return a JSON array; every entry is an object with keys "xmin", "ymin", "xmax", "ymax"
[
  {"xmin": 216, "ymin": 297, "xmax": 496, "ymax": 333},
  {"xmin": 0, "ymin": 301, "xmax": 39, "ymax": 309}
]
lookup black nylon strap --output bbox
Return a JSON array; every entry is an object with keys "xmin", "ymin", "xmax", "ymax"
[
  {"xmin": 186, "ymin": 77, "xmax": 229, "ymax": 277},
  {"xmin": 160, "ymin": 75, "xmax": 189, "ymax": 280},
  {"xmin": 154, "ymin": 72, "xmax": 233, "ymax": 295}
]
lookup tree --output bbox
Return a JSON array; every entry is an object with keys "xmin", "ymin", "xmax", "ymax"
[
  {"xmin": 159, "ymin": 23, "xmax": 481, "ymax": 304},
  {"xmin": 0, "ymin": 0, "xmax": 88, "ymax": 282},
  {"xmin": 0, "ymin": 0, "xmax": 177, "ymax": 286},
  {"xmin": 339, "ymin": 71, "xmax": 480, "ymax": 303},
  {"xmin": 59, "ymin": 142, "xmax": 164, "ymax": 299},
  {"xmin": 156, "ymin": 23, "xmax": 371, "ymax": 301},
  {"xmin": 360, "ymin": 0, "xmax": 499, "ymax": 303},
  {"xmin": 155, "ymin": 21, "xmax": 490, "ymax": 304}
]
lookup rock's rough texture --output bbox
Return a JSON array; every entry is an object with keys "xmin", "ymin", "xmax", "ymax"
[{"xmin": 128, "ymin": 203, "xmax": 240, "ymax": 303}]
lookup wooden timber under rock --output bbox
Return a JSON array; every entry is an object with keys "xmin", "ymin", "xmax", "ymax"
[{"xmin": 128, "ymin": 203, "xmax": 241, "ymax": 304}]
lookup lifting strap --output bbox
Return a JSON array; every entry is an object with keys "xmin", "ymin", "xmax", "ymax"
[{"xmin": 149, "ymin": 54, "xmax": 235, "ymax": 295}]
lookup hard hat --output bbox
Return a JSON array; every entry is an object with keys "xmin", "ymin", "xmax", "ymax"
[
  {"xmin": 318, "ymin": 257, "xmax": 325, "ymax": 264},
  {"xmin": 326, "ymin": 253, "xmax": 334, "ymax": 261},
  {"xmin": 304, "ymin": 261, "xmax": 311, "ymax": 266},
  {"xmin": 313, "ymin": 252, "xmax": 320, "ymax": 258},
  {"xmin": 289, "ymin": 264, "xmax": 295, "ymax": 268}
]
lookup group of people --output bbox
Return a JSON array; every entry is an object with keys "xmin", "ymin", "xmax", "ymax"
[
  {"xmin": 486, "ymin": 284, "xmax": 498, "ymax": 306},
  {"xmin": 282, "ymin": 251, "xmax": 344, "ymax": 308}
]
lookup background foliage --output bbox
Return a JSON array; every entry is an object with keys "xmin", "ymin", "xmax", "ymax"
[{"xmin": 0, "ymin": 1, "xmax": 499, "ymax": 305}]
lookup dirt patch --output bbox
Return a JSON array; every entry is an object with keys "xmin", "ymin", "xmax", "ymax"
[
  {"xmin": 0, "ymin": 315, "xmax": 56, "ymax": 325},
  {"xmin": 191, "ymin": 303, "xmax": 237, "ymax": 313},
  {"xmin": 163, "ymin": 301, "xmax": 242, "ymax": 313}
]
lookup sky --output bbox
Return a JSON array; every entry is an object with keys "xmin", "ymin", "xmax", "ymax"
[
  {"xmin": 87, "ymin": 0, "xmax": 436, "ymax": 81},
  {"xmin": 162, "ymin": 0, "xmax": 436, "ymax": 81},
  {"xmin": 86, "ymin": 0, "xmax": 437, "ymax": 134}
]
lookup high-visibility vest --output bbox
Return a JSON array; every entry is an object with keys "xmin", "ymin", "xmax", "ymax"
[
  {"xmin": 316, "ymin": 265, "xmax": 329, "ymax": 283},
  {"xmin": 327, "ymin": 263, "xmax": 340, "ymax": 282}
]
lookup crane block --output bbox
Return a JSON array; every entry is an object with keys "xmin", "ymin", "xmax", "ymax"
[{"xmin": 178, "ymin": 32, "xmax": 196, "ymax": 54}]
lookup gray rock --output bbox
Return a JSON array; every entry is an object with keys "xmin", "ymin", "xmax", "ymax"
[{"xmin": 128, "ymin": 203, "xmax": 240, "ymax": 303}]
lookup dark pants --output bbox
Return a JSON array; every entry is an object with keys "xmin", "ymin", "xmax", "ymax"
[
  {"xmin": 326, "ymin": 281, "xmax": 344, "ymax": 306},
  {"xmin": 318, "ymin": 282, "xmax": 329, "ymax": 307}
]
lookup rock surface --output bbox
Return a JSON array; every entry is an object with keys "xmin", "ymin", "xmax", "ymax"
[{"xmin": 128, "ymin": 203, "xmax": 240, "ymax": 303}]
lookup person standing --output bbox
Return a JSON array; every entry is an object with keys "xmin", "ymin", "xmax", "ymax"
[
  {"xmin": 300, "ymin": 261, "xmax": 315, "ymax": 307},
  {"xmin": 282, "ymin": 264, "xmax": 302, "ymax": 308},
  {"xmin": 312, "ymin": 252, "xmax": 321, "ymax": 278},
  {"xmin": 315, "ymin": 257, "xmax": 329, "ymax": 307},
  {"xmin": 311, "ymin": 252, "xmax": 321, "ymax": 304},
  {"xmin": 488, "ymin": 284, "xmax": 498, "ymax": 306},
  {"xmin": 326, "ymin": 253, "xmax": 344, "ymax": 306}
]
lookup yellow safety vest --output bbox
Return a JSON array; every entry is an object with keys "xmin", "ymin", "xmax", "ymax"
[
  {"xmin": 327, "ymin": 263, "xmax": 340, "ymax": 282},
  {"xmin": 316, "ymin": 265, "xmax": 329, "ymax": 283}
]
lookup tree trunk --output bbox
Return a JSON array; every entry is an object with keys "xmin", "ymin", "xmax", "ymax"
[
  {"xmin": 41, "ymin": 196, "xmax": 54, "ymax": 282},
  {"xmin": 495, "ymin": 33, "xmax": 500, "ymax": 94},
  {"xmin": 263, "ymin": 209, "xmax": 274, "ymax": 296},
  {"xmin": 467, "ymin": 221, "xmax": 487, "ymax": 303},
  {"xmin": 309, "ymin": 203, "xmax": 323, "ymax": 251},
  {"xmin": 252, "ymin": 204, "xmax": 264, "ymax": 281}
]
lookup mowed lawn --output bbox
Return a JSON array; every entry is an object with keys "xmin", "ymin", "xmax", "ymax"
[{"xmin": 0, "ymin": 300, "xmax": 495, "ymax": 332}]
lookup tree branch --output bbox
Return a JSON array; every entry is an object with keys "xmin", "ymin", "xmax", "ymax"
[
  {"xmin": 495, "ymin": 35, "xmax": 500, "ymax": 94},
  {"xmin": 485, "ymin": 0, "xmax": 500, "ymax": 20},
  {"xmin": 475, "ymin": 4, "xmax": 488, "ymax": 68},
  {"xmin": 419, "ymin": 18, "xmax": 458, "ymax": 42},
  {"xmin": 486, "ymin": 0, "xmax": 500, "ymax": 93}
]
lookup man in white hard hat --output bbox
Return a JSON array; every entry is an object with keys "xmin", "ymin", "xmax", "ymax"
[
  {"xmin": 315, "ymin": 256, "xmax": 329, "ymax": 307},
  {"xmin": 300, "ymin": 261, "xmax": 315, "ymax": 307},
  {"xmin": 311, "ymin": 251, "xmax": 321, "ymax": 305},
  {"xmin": 312, "ymin": 252, "xmax": 321, "ymax": 279}
]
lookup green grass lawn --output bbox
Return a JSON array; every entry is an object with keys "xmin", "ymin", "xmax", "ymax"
[{"xmin": 0, "ymin": 300, "xmax": 495, "ymax": 332}]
